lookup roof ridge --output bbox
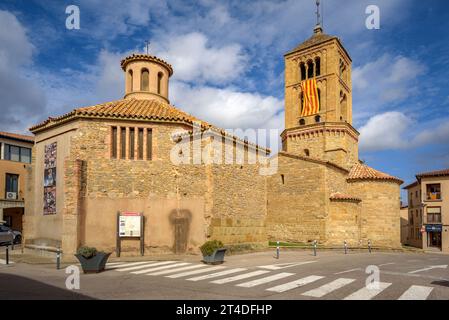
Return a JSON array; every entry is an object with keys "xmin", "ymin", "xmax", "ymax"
[{"xmin": 348, "ymin": 163, "xmax": 403, "ymax": 184}]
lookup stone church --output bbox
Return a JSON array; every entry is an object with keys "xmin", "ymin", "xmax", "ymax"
[{"xmin": 24, "ymin": 23, "xmax": 403, "ymax": 258}]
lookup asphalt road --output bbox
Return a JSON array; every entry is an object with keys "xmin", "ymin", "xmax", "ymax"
[{"xmin": 1, "ymin": 249, "xmax": 449, "ymax": 300}]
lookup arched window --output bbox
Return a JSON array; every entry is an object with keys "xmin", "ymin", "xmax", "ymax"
[
  {"xmin": 317, "ymin": 88, "xmax": 321, "ymax": 110},
  {"xmin": 300, "ymin": 92, "xmax": 304, "ymax": 113},
  {"xmin": 157, "ymin": 72, "xmax": 163, "ymax": 94},
  {"xmin": 304, "ymin": 149, "xmax": 310, "ymax": 157},
  {"xmin": 307, "ymin": 60, "xmax": 314, "ymax": 79},
  {"xmin": 300, "ymin": 62, "xmax": 306, "ymax": 81},
  {"xmin": 127, "ymin": 70, "xmax": 133, "ymax": 92},
  {"xmin": 340, "ymin": 91, "xmax": 347, "ymax": 121},
  {"xmin": 299, "ymin": 119, "xmax": 305, "ymax": 125},
  {"xmin": 141, "ymin": 68, "xmax": 149, "ymax": 91},
  {"xmin": 315, "ymin": 115, "xmax": 321, "ymax": 123},
  {"xmin": 315, "ymin": 57, "xmax": 321, "ymax": 77}
]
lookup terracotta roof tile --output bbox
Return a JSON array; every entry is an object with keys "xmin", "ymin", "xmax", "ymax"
[
  {"xmin": 0, "ymin": 131, "xmax": 34, "ymax": 143},
  {"xmin": 288, "ymin": 33, "xmax": 336, "ymax": 54},
  {"xmin": 416, "ymin": 168, "xmax": 449, "ymax": 179},
  {"xmin": 348, "ymin": 163, "xmax": 403, "ymax": 184},
  {"xmin": 330, "ymin": 192, "xmax": 361, "ymax": 202},
  {"xmin": 30, "ymin": 98, "xmax": 208, "ymax": 132},
  {"xmin": 403, "ymin": 181, "xmax": 419, "ymax": 189},
  {"xmin": 29, "ymin": 98, "xmax": 269, "ymax": 152}
]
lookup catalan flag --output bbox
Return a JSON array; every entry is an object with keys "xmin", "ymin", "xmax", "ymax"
[{"xmin": 300, "ymin": 78, "xmax": 320, "ymax": 117}]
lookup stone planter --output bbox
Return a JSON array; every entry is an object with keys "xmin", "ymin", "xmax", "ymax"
[
  {"xmin": 202, "ymin": 248, "xmax": 227, "ymax": 265},
  {"xmin": 75, "ymin": 252, "xmax": 111, "ymax": 273}
]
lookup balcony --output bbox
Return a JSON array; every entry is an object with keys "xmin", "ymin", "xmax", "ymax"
[
  {"xmin": 426, "ymin": 183, "xmax": 441, "ymax": 201},
  {"xmin": 426, "ymin": 192, "xmax": 441, "ymax": 201}
]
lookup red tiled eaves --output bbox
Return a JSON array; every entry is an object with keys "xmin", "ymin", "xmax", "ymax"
[
  {"xmin": 0, "ymin": 131, "xmax": 34, "ymax": 143},
  {"xmin": 348, "ymin": 163, "xmax": 403, "ymax": 184},
  {"xmin": 29, "ymin": 98, "xmax": 270, "ymax": 153},
  {"xmin": 278, "ymin": 151, "xmax": 349, "ymax": 173},
  {"xmin": 330, "ymin": 192, "xmax": 361, "ymax": 202},
  {"xmin": 416, "ymin": 168, "xmax": 449, "ymax": 179}
]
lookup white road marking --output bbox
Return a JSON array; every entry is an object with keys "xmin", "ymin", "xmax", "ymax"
[
  {"xmin": 0, "ymin": 259, "xmax": 14, "ymax": 265},
  {"xmin": 166, "ymin": 266, "xmax": 226, "ymax": 279},
  {"xmin": 146, "ymin": 264, "xmax": 208, "ymax": 276},
  {"xmin": 334, "ymin": 268, "xmax": 361, "ymax": 275},
  {"xmin": 116, "ymin": 261, "xmax": 175, "ymax": 272},
  {"xmin": 237, "ymin": 272, "xmax": 295, "ymax": 288},
  {"xmin": 379, "ymin": 263, "xmax": 395, "ymax": 267},
  {"xmin": 408, "ymin": 265, "xmax": 448, "ymax": 274},
  {"xmin": 105, "ymin": 262, "xmax": 123, "ymax": 266},
  {"xmin": 211, "ymin": 270, "xmax": 270, "ymax": 284},
  {"xmin": 302, "ymin": 278, "xmax": 355, "ymax": 297},
  {"xmin": 133, "ymin": 263, "xmax": 190, "ymax": 274},
  {"xmin": 266, "ymin": 275, "xmax": 323, "ymax": 293},
  {"xmin": 106, "ymin": 261, "xmax": 154, "ymax": 269},
  {"xmin": 398, "ymin": 285, "xmax": 433, "ymax": 300},
  {"xmin": 343, "ymin": 282, "xmax": 392, "ymax": 300},
  {"xmin": 258, "ymin": 261, "xmax": 316, "ymax": 270},
  {"xmin": 187, "ymin": 268, "xmax": 247, "ymax": 281}
]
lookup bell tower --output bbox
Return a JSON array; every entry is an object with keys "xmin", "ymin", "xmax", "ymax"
[{"xmin": 281, "ymin": 5, "xmax": 359, "ymax": 169}]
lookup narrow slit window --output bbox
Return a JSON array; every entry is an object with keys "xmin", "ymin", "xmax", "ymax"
[
  {"xmin": 138, "ymin": 128, "xmax": 144, "ymax": 160},
  {"xmin": 129, "ymin": 128, "xmax": 135, "ymax": 159},
  {"xmin": 112, "ymin": 127, "xmax": 117, "ymax": 158},
  {"xmin": 120, "ymin": 128, "xmax": 126, "ymax": 159},
  {"xmin": 147, "ymin": 129, "xmax": 152, "ymax": 160}
]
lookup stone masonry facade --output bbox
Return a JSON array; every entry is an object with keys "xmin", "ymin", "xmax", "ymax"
[{"xmin": 24, "ymin": 25, "xmax": 403, "ymax": 260}]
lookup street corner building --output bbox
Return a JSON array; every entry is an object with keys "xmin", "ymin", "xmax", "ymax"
[{"xmin": 23, "ymin": 23, "xmax": 403, "ymax": 260}]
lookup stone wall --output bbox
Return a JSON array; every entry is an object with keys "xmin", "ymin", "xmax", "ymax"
[
  {"xmin": 327, "ymin": 200, "xmax": 361, "ymax": 246},
  {"xmin": 266, "ymin": 153, "xmax": 328, "ymax": 243},
  {"xmin": 348, "ymin": 180, "xmax": 401, "ymax": 248}
]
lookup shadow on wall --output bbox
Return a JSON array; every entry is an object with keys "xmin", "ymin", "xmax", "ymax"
[{"xmin": 169, "ymin": 209, "xmax": 192, "ymax": 254}]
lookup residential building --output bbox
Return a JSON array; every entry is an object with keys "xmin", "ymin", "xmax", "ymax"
[
  {"xmin": 404, "ymin": 169, "xmax": 449, "ymax": 252},
  {"xmin": 0, "ymin": 131, "xmax": 34, "ymax": 232}
]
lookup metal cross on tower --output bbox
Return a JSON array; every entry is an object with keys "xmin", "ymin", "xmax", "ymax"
[
  {"xmin": 145, "ymin": 40, "xmax": 151, "ymax": 54},
  {"xmin": 315, "ymin": 0, "xmax": 321, "ymax": 26}
]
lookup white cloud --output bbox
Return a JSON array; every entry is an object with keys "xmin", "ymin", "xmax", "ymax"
[
  {"xmin": 154, "ymin": 32, "xmax": 247, "ymax": 85},
  {"xmin": 359, "ymin": 111, "xmax": 449, "ymax": 152},
  {"xmin": 0, "ymin": 10, "xmax": 46, "ymax": 132},
  {"xmin": 359, "ymin": 111, "xmax": 413, "ymax": 151},
  {"xmin": 171, "ymin": 81, "xmax": 283, "ymax": 130},
  {"xmin": 414, "ymin": 122, "xmax": 449, "ymax": 146},
  {"xmin": 352, "ymin": 54, "xmax": 426, "ymax": 125}
]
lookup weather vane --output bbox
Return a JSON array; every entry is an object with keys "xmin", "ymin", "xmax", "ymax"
[
  {"xmin": 316, "ymin": 0, "xmax": 321, "ymax": 26},
  {"xmin": 145, "ymin": 40, "xmax": 150, "ymax": 54}
]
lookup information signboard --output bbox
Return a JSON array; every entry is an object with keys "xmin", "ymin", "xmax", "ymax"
[
  {"xmin": 116, "ymin": 211, "xmax": 144, "ymax": 257},
  {"xmin": 119, "ymin": 212, "xmax": 141, "ymax": 237}
]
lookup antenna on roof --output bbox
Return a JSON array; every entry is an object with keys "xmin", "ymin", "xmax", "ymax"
[{"xmin": 145, "ymin": 40, "xmax": 151, "ymax": 54}]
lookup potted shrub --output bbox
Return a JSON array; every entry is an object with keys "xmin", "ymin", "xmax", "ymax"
[
  {"xmin": 75, "ymin": 246, "xmax": 111, "ymax": 273},
  {"xmin": 200, "ymin": 240, "xmax": 226, "ymax": 264}
]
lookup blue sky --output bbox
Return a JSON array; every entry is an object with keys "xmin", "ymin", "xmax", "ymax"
[{"xmin": 0, "ymin": 0, "xmax": 448, "ymax": 199}]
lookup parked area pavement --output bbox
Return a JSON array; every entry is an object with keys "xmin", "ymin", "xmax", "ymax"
[{"xmin": 1, "ymin": 248, "xmax": 449, "ymax": 300}]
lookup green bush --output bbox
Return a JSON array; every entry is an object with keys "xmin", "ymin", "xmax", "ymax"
[
  {"xmin": 77, "ymin": 246, "xmax": 98, "ymax": 259},
  {"xmin": 200, "ymin": 240, "xmax": 224, "ymax": 256}
]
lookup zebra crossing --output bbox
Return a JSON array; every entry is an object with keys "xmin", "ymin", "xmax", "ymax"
[
  {"xmin": 0, "ymin": 259, "xmax": 14, "ymax": 265},
  {"xmin": 105, "ymin": 260, "xmax": 435, "ymax": 300}
]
